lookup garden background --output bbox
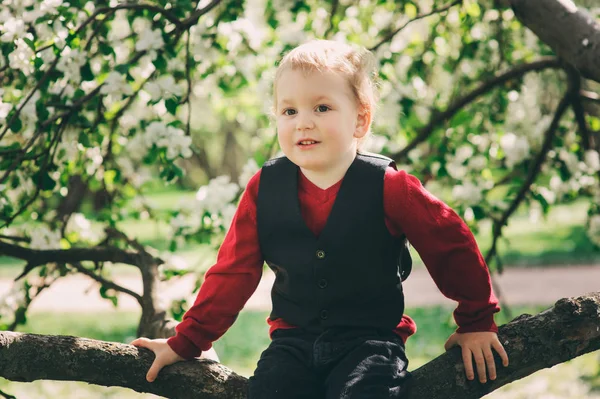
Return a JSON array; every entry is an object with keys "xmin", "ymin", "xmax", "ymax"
[{"xmin": 0, "ymin": 0, "xmax": 599, "ymax": 397}]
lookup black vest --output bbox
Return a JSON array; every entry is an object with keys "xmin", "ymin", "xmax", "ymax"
[{"xmin": 257, "ymin": 153, "xmax": 411, "ymax": 331}]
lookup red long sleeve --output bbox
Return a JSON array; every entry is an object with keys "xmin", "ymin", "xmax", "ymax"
[
  {"xmin": 168, "ymin": 165, "xmax": 499, "ymax": 360},
  {"xmin": 167, "ymin": 171, "xmax": 264, "ymax": 359},
  {"xmin": 383, "ymin": 167, "xmax": 500, "ymax": 333}
]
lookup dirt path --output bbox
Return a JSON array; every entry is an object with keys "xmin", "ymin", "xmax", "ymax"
[{"xmin": 1, "ymin": 265, "xmax": 598, "ymax": 313}]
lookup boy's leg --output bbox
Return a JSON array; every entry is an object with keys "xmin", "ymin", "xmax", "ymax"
[
  {"xmin": 322, "ymin": 329, "xmax": 412, "ymax": 399},
  {"xmin": 248, "ymin": 329, "xmax": 324, "ymax": 399}
]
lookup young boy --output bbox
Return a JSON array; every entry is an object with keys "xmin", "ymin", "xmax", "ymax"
[{"xmin": 132, "ymin": 39, "xmax": 509, "ymax": 398}]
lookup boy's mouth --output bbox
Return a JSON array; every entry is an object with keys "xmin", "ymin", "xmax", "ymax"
[{"xmin": 297, "ymin": 139, "xmax": 320, "ymax": 146}]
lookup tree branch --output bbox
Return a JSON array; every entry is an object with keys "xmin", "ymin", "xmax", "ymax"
[
  {"xmin": 1, "ymin": 292, "xmax": 599, "ymax": 399},
  {"xmin": 390, "ymin": 58, "xmax": 563, "ymax": 161},
  {"xmin": 509, "ymin": 0, "xmax": 600, "ymax": 83},
  {"xmin": 370, "ymin": 0, "xmax": 462, "ymax": 52},
  {"xmin": 0, "ymin": 240, "xmax": 161, "ymax": 278},
  {"xmin": 183, "ymin": 0, "xmax": 222, "ymax": 29}
]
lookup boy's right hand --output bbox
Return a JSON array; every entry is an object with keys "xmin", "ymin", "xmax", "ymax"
[{"xmin": 131, "ymin": 338, "xmax": 186, "ymax": 382}]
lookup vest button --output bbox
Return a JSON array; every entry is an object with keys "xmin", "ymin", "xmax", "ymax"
[
  {"xmin": 320, "ymin": 309, "xmax": 329, "ymax": 320},
  {"xmin": 316, "ymin": 250, "xmax": 326, "ymax": 259},
  {"xmin": 317, "ymin": 278, "xmax": 328, "ymax": 289}
]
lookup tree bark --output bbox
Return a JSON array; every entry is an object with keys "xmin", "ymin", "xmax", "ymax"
[
  {"xmin": 1, "ymin": 292, "xmax": 599, "ymax": 399},
  {"xmin": 509, "ymin": 0, "xmax": 600, "ymax": 83}
]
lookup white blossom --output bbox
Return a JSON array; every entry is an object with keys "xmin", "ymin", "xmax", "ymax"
[
  {"xmin": 558, "ymin": 149, "xmax": 579, "ymax": 174},
  {"xmin": 56, "ymin": 47, "xmax": 87, "ymax": 83},
  {"xmin": 66, "ymin": 213, "xmax": 99, "ymax": 242},
  {"xmin": 239, "ymin": 158, "xmax": 259, "ymax": 187},
  {"xmin": 156, "ymin": 126, "xmax": 192, "ymax": 160},
  {"xmin": 144, "ymin": 75, "xmax": 184, "ymax": 102},
  {"xmin": 135, "ymin": 29, "xmax": 164, "ymax": 52},
  {"xmin": 584, "ymin": 150, "xmax": 600, "ymax": 172},
  {"xmin": 29, "ymin": 225, "xmax": 61, "ymax": 250},
  {"xmin": 362, "ymin": 134, "xmax": 388, "ymax": 154},
  {"xmin": 0, "ymin": 100, "xmax": 11, "ymax": 121},
  {"xmin": 500, "ymin": 133, "xmax": 530, "ymax": 167},
  {"xmin": 452, "ymin": 181, "xmax": 483, "ymax": 206},
  {"xmin": 196, "ymin": 176, "xmax": 239, "ymax": 214},
  {"xmin": 1, "ymin": 17, "xmax": 27, "ymax": 42},
  {"xmin": 468, "ymin": 155, "xmax": 487, "ymax": 170},
  {"xmin": 8, "ymin": 39, "xmax": 34, "ymax": 75},
  {"xmin": 100, "ymin": 71, "xmax": 133, "ymax": 97},
  {"xmin": 20, "ymin": 90, "xmax": 41, "ymax": 130}
]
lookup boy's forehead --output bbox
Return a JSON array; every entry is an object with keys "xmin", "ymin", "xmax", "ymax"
[{"xmin": 277, "ymin": 68, "xmax": 352, "ymax": 100}]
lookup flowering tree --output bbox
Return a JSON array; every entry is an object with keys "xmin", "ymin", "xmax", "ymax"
[{"xmin": 0, "ymin": 0, "xmax": 599, "ymax": 396}]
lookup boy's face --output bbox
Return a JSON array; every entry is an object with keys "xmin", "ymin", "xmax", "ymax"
[{"xmin": 275, "ymin": 68, "xmax": 368, "ymax": 177}]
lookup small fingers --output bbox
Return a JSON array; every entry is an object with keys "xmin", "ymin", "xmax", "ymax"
[
  {"xmin": 461, "ymin": 347, "xmax": 475, "ymax": 381},
  {"xmin": 484, "ymin": 347, "xmax": 497, "ymax": 381},
  {"xmin": 147, "ymin": 359, "xmax": 163, "ymax": 383},
  {"xmin": 493, "ymin": 340, "xmax": 510, "ymax": 367},
  {"xmin": 130, "ymin": 337, "xmax": 151, "ymax": 347},
  {"xmin": 472, "ymin": 350, "xmax": 487, "ymax": 383}
]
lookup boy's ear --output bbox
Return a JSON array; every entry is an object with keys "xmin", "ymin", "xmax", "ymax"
[{"xmin": 354, "ymin": 106, "xmax": 371, "ymax": 138}]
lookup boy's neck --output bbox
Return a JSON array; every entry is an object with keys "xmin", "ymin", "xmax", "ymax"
[{"xmin": 299, "ymin": 155, "xmax": 356, "ymax": 190}]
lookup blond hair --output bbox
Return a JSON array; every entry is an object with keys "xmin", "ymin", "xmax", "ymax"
[{"xmin": 272, "ymin": 40, "xmax": 380, "ymax": 136}]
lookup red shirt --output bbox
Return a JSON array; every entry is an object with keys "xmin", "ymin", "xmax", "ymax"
[{"xmin": 167, "ymin": 167, "xmax": 500, "ymax": 359}]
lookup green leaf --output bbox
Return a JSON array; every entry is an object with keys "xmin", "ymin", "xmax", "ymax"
[
  {"xmin": 99, "ymin": 286, "xmax": 119, "ymax": 307},
  {"xmin": 32, "ymin": 170, "xmax": 56, "ymax": 191},
  {"xmin": 165, "ymin": 98, "xmax": 178, "ymax": 115},
  {"xmin": 153, "ymin": 54, "xmax": 167, "ymax": 71},
  {"xmin": 79, "ymin": 131, "xmax": 91, "ymax": 147},
  {"xmin": 9, "ymin": 117, "xmax": 22, "ymax": 133},
  {"xmin": 80, "ymin": 62, "xmax": 94, "ymax": 81},
  {"xmin": 36, "ymin": 101, "xmax": 49, "ymax": 121},
  {"xmin": 23, "ymin": 37, "xmax": 36, "ymax": 51}
]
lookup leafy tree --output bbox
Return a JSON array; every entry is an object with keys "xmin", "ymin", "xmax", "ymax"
[{"xmin": 0, "ymin": 0, "xmax": 599, "ymax": 397}]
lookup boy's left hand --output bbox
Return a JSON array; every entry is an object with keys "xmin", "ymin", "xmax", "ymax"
[{"xmin": 444, "ymin": 331, "xmax": 509, "ymax": 383}]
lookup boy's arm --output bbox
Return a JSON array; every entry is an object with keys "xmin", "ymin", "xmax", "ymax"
[
  {"xmin": 384, "ymin": 168, "xmax": 509, "ymax": 382},
  {"xmin": 167, "ymin": 171, "xmax": 264, "ymax": 359},
  {"xmin": 383, "ymin": 168, "xmax": 499, "ymax": 332}
]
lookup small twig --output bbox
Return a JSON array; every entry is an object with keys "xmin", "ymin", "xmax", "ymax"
[
  {"xmin": 0, "ymin": 388, "xmax": 16, "ymax": 399},
  {"xmin": 370, "ymin": 0, "xmax": 462, "ymax": 52},
  {"xmin": 186, "ymin": 30, "xmax": 192, "ymax": 137},
  {"xmin": 0, "ymin": 235, "xmax": 30, "ymax": 243},
  {"xmin": 182, "ymin": 0, "xmax": 222, "ymax": 29},
  {"xmin": 323, "ymin": 0, "xmax": 339, "ymax": 39},
  {"xmin": 69, "ymin": 262, "xmax": 143, "ymax": 305}
]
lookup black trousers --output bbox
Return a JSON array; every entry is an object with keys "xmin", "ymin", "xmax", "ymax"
[{"xmin": 247, "ymin": 326, "xmax": 412, "ymax": 399}]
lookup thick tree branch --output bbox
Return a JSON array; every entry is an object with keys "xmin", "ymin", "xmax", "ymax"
[
  {"xmin": 390, "ymin": 58, "xmax": 563, "ymax": 161},
  {"xmin": 408, "ymin": 292, "xmax": 600, "ymax": 399},
  {"xmin": 0, "ymin": 240, "xmax": 161, "ymax": 277},
  {"xmin": 0, "ymin": 292, "xmax": 598, "ymax": 399},
  {"xmin": 509, "ymin": 0, "xmax": 600, "ymax": 83}
]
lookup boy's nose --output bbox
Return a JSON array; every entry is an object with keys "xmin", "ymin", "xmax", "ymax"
[{"xmin": 296, "ymin": 114, "xmax": 315, "ymax": 130}]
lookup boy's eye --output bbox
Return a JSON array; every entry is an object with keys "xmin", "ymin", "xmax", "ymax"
[
  {"xmin": 283, "ymin": 109, "xmax": 296, "ymax": 116},
  {"xmin": 316, "ymin": 105, "xmax": 330, "ymax": 112}
]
